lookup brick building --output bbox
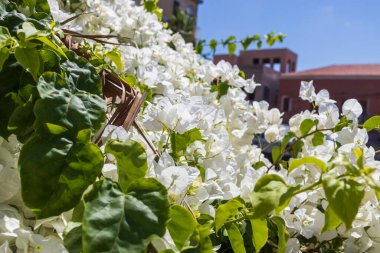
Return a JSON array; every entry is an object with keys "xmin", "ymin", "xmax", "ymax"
[
  {"xmin": 279, "ymin": 65, "xmax": 380, "ymax": 122},
  {"xmin": 214, "ymin": 48, "xmax": 297, "ymax": 109},
  {"xmin": 214, "ymin": 49, "xmax": 380, "ymax": 123},
  {"xmin": 157, "ymin": 0, "xmax": 201, "ymax": 22}
]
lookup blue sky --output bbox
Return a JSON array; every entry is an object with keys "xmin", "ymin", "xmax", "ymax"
[{"xmin": 197, "ymin": 0, "xmax": 380, "ymax": 71}]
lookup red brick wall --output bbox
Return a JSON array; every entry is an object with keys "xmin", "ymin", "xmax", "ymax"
[{"xmin": 278, "ymin": 78, "xmax": 380, "ymax": 122}]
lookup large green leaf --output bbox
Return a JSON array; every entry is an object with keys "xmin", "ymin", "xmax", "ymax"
[
  {"xmin": 322, "ymin": 206, "xmax": 341, "ymax": 233},
  {"xmin": 0, "ymin": 47, "xmax": 9, "ymax": 71},
  {"xmin": 0, "ymin": 56, "xmax": 23, "ymax": 139},
  {"xmin": 34, "ymin": 72, "xmax": 106, "ymax": 136},
  {"xmin": 363, "ymin": 116, "xmax": 380, "ymax": 132},
  {"xmin": 288, "ymin": 156, "xmax": 326, "ymax": 174},
  {"xmin": 322, "ymin": 177, "xmax": 364, "ymax": 229},
  {"xmin": 167, "ymin": 205, "xmax": 197, "ymax": 251},
  {"xmin": 215, "ymin": 198, "xmax": 244, "ymax": 232},
  {"xmin": 183, "ymin": 224, "xmax": 213, "ymax": 253},
  {"xmin": 82, "ymin": 178, "xmax": 170, "ymax": 253},
  {"xmin": 19, "ymin": 129, "xmax": 104, "ymax": 218},
  {"xmin": 61, "ymin": 52, "xmax": 102, "ymax": 95},
  {"xmin": 7, "ymin": 84, "xmax": 38, "ymax": 142},
  {"xmin": 105, "ymin": 140, "xmax": 148, "ymax": 193},
  {"xmin": 63, "ymin": 222, "xmax": 82, "ymax": 253},
  {"xmin": 250, "ymin": 218, "xmax": 268, "ymax": 253},
  {"xmin": 271, "ymin": 216, "xmax": 289, "ymax": 253},
  {"xmin": 14, "ymin": 47, "xmax": 40, "ymax": 81},
  {"xmin": 226, "ymin": 223, "xmax": 246, "ymax": 253},
  {"xmin": 250, "ymin": 174, "xmax": 288, "ymax": 218}
]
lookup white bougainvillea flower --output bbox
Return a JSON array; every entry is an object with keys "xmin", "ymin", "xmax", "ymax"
[
  {"xmin": 157, "ymin": 166, "xmax": 200, "ymax": 200},
  {"xmin": 299, "ymin": 81, "xmax": 316, "ymax": 102},
  {"xmin": 15, "ymin": 229, "xmax": 68, "ymax": 253},
  {"xmin": 342, "ymin": 98, "xmax": 363, "ymax": 120},
  {"xmin": 0, "ymin": 204, "xmax": 22, "ymax": 243},
  {"xmin": 318, "ymin": 103, "xmax": 339, "ymax": 128},
  {"xmin": 265, "ymin": 124, "xmax": 280, "ymax": 143},
  {"xmin": 285, "ymin": 238, "xmax": 301, "ymax": 253},
  {"xmin": 315, "ymin": 89, "xmax": 335, "ymax": 106}
]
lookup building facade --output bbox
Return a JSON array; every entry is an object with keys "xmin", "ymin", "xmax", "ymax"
[
  {"xmin": 279, "ymin": 65, "xmax": 380, "ymax": 122},
  {"xmin": 214, "ymin": 48, "xmax": 297, "ymax": 108},
  {"xmin": 214, "ymin": 49, "xmax": 380, "ymax": 123}
]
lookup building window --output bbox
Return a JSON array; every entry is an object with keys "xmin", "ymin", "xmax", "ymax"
[
  {"xmin": 253, "ymin": 58, "xmax": 260, "ymax": 65},
  {"xmin": 263, "ymin": 58, "xmax": 271, "ymax": 68},
  {"xmin": 282, "ymin": 96, "xmax": 292, "ymax": 112},
  {"xmin": 273, "ymin": 58, "xmax": 281, "ymax": 72}
]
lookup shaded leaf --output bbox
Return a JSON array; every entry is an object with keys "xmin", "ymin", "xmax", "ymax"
[
  {"xmin": 105, "ymin": 140, "xmax": 148, "ymax": 193},
  {"xmin": 19, "ymin": 129, "xmax": 104, "ymax": 218}
]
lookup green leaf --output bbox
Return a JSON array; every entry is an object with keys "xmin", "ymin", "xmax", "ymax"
[
  {"xmin": 312, "ymin": 131, "xmax": 324, "ymax": 146},
  {"xmin": 0, "ymin": 56, "xmax": 24, "ymax": 139},
  {"xmin": 271, "ymin": 146, "xmax": 281, "ymax": 163},
  {"xmin": 288, "ymin": 156, "xmax": 327, "ymax": 174},
  {"xmin": 63, "ymin": 222, "xmax": 82, "ymax": 253},
  {"xmin": 226, "ymin": 223, "xmax": 246, "ymax": 253},
  {"xmin": 8, "ymin": 91, "xmax": 36, "ymax": 142},
  {"xmin": 34, "ymin": 72, "xmax": 106, "ymax": 137},
  {"xmin": 228, "ymin": 43, "xmax": 237, "ymax": 55},
  {"xmin": 322, "ymin": 206, "xmax": 341, "ymax": 232},
  {"xmin": 209, "ymin": 39, "xmax": 217, "ymax": 54},
  {"xmin": 222, "ymin": 36, "xmax": 236, "ymax": 46},
  {"xmin": 105, "ymin": 140, "xmax": 148, "ymax": 193},
  {"xmin": 210, "ymin": 81, "xmax": 229, "ymax": 99},
  {"xmin": 123, "ymin": 75, "xmax": 137, "ymax": 86},
  {"xmin": 19, "ymin": 129, "xmax": 104, "ymax": 218},
  {"xmin": 322, "ymin": 177, "xmax": 364, "ymax": 230},
  {"xmin": 82, "ymin": 178, "xmax": 170, "ymax": 253},
  {"xmin": 17, "ymin": 21, "xmax": 40, "ymax": 40},
  {"xmin": 0, "ymin": 26, "xmax": 12, "ymax": 48},
  {"xmin": 171, "ymin": 128, "xmax": 202, "ymax": 160},
  {"xmin": 167, "ymin": 205, "xmax": 197, "ymax": 251},
  {"xmin": 271, "ymin": 216, "xmax": 289, "ymax": 253},
  {"xmin": 363, "ymin": 116, "xmax": 380, "ymax": 132},
  {"xmin": 215, "ymin": 198, "xmax": 244, "ymax": 232},
  {"xmin": 36, "ymin": 36, "xmax": 67, "ymax": 59},
  {"xmin": 300, "ymin": 119, "xmax": 315, "ymax": 136},
  {"xmin": 281, "ymin": 131, "xmax": 294, "ymax": 151},
  {"xmin": 61, "ymin": 52, "xmax": 102, "ymax": 95},
  {"xmin": 353, "ymin": 148, "xmax": 364, "ymax": 169},
  {"xmin": 14, "ymin": 47, "xmax": 40, "ymax": 81},
  {"xmin": 106, "ymin": 51, "xmax": 123, "ymax": 72},
  {"xmin": 0, "ymin": 47, "xmax": 9, "ymax": 72},
  {"xmin": 250, "ymin": 218, "xmax": 268, "ymax": 253},
  {"xmin": 195, "ymin": 40, "xmax": 205, "ymax": 55},
  {"xmin": 250, "ymin": 174, "xmax": 288, "ymax": 218},
  {"xmin": 183, "ymin": 224, "xmax": 213, "ymax": 253}
]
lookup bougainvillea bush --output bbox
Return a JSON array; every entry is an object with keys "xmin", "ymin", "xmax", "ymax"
[{"xmin": 1, "ymin": 0, "xmax": 380, "ymax": 252}]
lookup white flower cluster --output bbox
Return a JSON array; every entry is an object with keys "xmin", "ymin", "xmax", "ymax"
[{"xmin": 1, "ymin": 0, "xmax": 380, "ymax": 252}]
